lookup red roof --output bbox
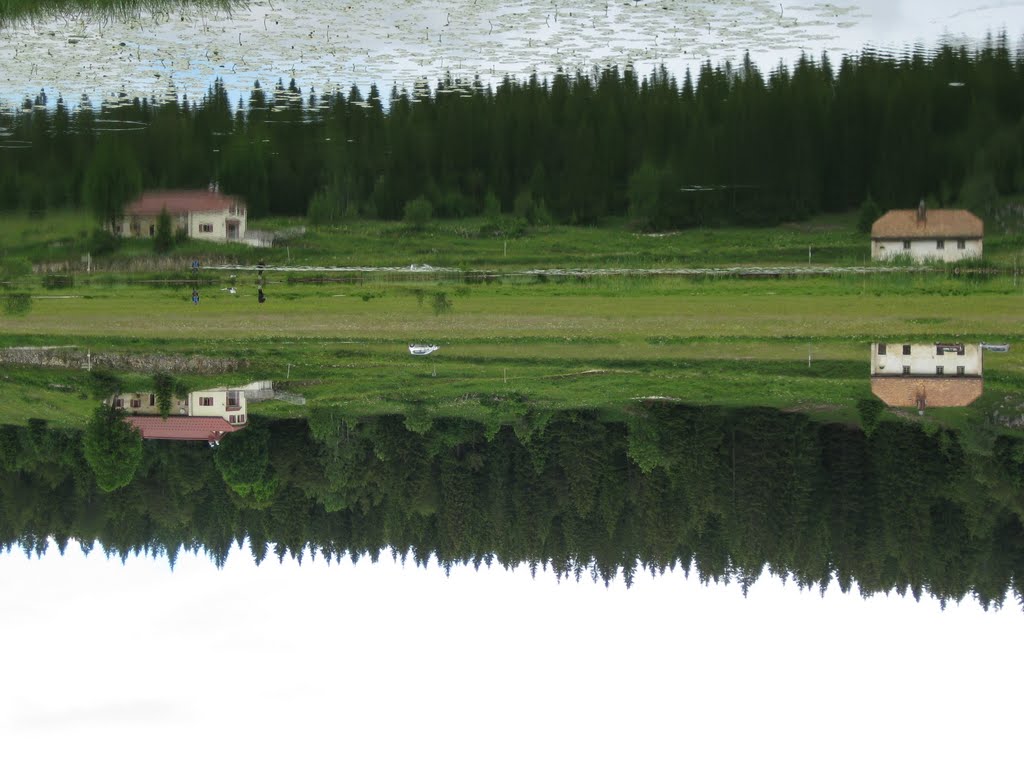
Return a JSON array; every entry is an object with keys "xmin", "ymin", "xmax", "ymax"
[
  {"xmin": 124, "ymin": 189, "xmax": 244, "ymax": 216},
  {"xmin": 871, "ymin": 209, "xmax": 983, "ymax": 239},
  {"xmin": 126, "ymin": 415, "xmax": 245, "ymax": 441}
]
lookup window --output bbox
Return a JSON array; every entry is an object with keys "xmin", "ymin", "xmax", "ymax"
[
  {"xmin": 877, "ymin": 343, "xmax": 887, "ymax": 355},
  {"xmin": 902, "ymin": 344, "xmax": 911, "ymax": 355},
  {"xmin": 936, "ymin": 239, "xmax": 945, "ymax": 250},
  {"xmin": 149, "ymin": 224, "xmax": 155, "ymax": 236},
  {"xmin": 130, "ymin": 399, "xmax": 141, "ymax": 408},
  {"xmin": 114, "ymin": 398, "xmax": 123, "ymax": 408},
  {"xmin": 936, "ymin": 365, "xmax": 944, "ymax": 375},
  {"xmin": 956, "ymin": 365, "xmax": 965, "ymax": 376},
  {"xmin": 199, "ymin": 397, "xmax": 214, "ymax": 407},
  {"xmin": 957, "ymin": 239, "xmax": 966, "ymax": 250},
  {"xmin": 957, "ymin": 347, "xmax": 965, "ymax": 356},
  {"xmin": 902, "ymin": 240, "xmax": 911, "ymax": 250},
  {"xmin": 902, "ymin": 366, "xmax": 910, "ymax": 375},
  {"xmin": 199, "ymin": 223, "xmax": 214, "ymax": 233},
  {"xmin": 149, "ymin": 394, "xmax": 155, "ymax": 406},
  {"xmin": 936, "ymin": 346, "xmax": 944, "ymax": 356}
]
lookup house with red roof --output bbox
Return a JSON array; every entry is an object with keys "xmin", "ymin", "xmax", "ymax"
[
  {"xmin": 107, "ymin": 387, "xmax": 248, "ymax": 444},
  {"xmin": 125, "ymin": 416, "xmax": 245, "ymax": 445},
  {"xmin": 871, "ymin": 202, "xmax": 983, "ymax": 262},
  {"xmin": 112, "ymin": 186, "xmax": 247, "ymax": 244}
]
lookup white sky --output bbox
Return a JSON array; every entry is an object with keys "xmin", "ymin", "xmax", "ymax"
[{"xmin": 1, "ymin": 542, "xmax": 1022, "ymax": 766}]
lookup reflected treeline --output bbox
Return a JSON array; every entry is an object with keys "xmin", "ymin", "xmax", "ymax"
[
  {"xmin": 1, "ymin": 404, "xmax": 1023, "ymax": 608},
  {"xmin": 1, "ymin": 38, "xmax": 1020, "ymax": 224}
]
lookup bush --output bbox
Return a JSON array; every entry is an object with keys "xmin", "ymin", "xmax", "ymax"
[
  {"xmin": 153, "ymin": 206, "xmax": 173, "ymax": 253},
  {"xmin": 153, "ymin": 373, "xmax": 174, "ymax": 419},
  {"xmin": 42, "ymin": 274, "xmax": 74, "ymax": 290},
  {"xmin": 86, "ymin": 228, "xmax": 120, "ymax": 257},
  {"xmin": 86, "ymin": 370, "xmax": 123, "ymax": 399},
  {"xmin": 431, "ymin": 291, "xmax": 453, "ymax": 315},
  {"xmin": 403, "ymin": 196, "xmax": 433, "ymax": 231},
  {"xmin": 2, "ymin": 293, "xmax": 32, "ymax": 316},
  {"xmin": 857, "ymin": 194, "xmax": 881, "ymax": 234},
  {"xmin": 308, "ymin": 185, "xmax": 346, "ymax": 225},
  {"xmin": 857, "ymin": 397, "xmax": 886, "ymax": 434},
  {"xmin": 0, "ymin": 256, "xmax": 32, "ymax": 282}
]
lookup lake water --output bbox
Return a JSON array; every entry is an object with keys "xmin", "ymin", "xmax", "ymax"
[{"xmin": 1, "ymin": 0, "xmax": 1019, "ymax": 109}]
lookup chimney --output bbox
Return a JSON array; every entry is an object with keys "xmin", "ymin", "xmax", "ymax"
[{"xmin": 917, "ymin": 198, "xmax": 926, "ymax": 223}]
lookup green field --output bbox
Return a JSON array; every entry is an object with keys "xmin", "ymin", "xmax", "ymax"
[
  {"xmin": 7, "ymin": 209, "xmax": 1024, "ymax": 272},
  {"xmin": 2, "ymin": 257, "xmax": 1023, "ymax": 428}
]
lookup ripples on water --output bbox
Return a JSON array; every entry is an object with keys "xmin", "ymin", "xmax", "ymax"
[{"xmin": 0, "ymin": 0, "xmax": 1017, "ymax": 112}]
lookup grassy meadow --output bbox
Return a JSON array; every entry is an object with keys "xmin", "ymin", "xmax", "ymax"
[
  {"xmin": 2, "ymin": 208, "xmax": 1023, "ymax": 429},
  {"xmin": 2, "ymin": 257, "xmax": 1023, "ymax": 428},
  {"xmin": 7, "ymin": 209, "xmax": 1024, "ymax": 272}
]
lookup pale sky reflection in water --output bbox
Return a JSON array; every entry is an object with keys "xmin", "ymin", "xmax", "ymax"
[
  {"xmin": 0, "ymin": 0, "xmax": 1021, "ymax": 107},
  {"xmin": 2, "ymin": 1, "xmax": 1024, "ymax": 762},
  {"xmin": 1, "ymin": 544, "xmax": 1022, "ymax": 766}
]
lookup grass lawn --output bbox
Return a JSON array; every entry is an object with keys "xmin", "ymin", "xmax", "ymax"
[
  {"xmin": 5, "ymin": 208, "xmax": 1024, "ymax": 272},
  {"xmin": 2, "ymin": 269, "xmax": 1022, "ymax": 428}
]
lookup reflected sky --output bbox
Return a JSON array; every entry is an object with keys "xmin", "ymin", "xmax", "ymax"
[{"xmin": 0, "ymin": 0, "xmax": 1019, "ymax": 108}]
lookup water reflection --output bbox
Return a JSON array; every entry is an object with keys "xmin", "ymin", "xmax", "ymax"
[{"xmin": 1, "ymin": 403, "xmax": 1021, "ymax": 609}]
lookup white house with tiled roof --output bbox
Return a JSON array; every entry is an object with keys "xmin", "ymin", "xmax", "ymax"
[
  {"xmin": 112, "ymin": 187, "xmax": 247, "ymax": 244},
  {"xmin": 871, "ymin": 202, "xmax": 983, "ymax": 262},
  {"xmin": 106, "ymin": 388, "xmax": 248, "ymax": 443}
]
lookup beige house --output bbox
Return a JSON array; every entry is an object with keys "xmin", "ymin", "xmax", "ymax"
[
  {"xmin": 870, "ymin": 342, "xmax": 983, "ymax": 410},
  {"xmin": 871, "ymin": 203, "xmax": 983, "ymax": 262},
  {"xmin": 109, "ymin": 387, "xmax": 248, "ymax": 429},
  {"xmin": 112, "ymin": 188, "xmax": 247, "ymax": 244}
]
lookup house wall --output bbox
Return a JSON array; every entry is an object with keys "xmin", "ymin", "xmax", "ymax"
[
  {"xmin": 111, "ymin": 214, "xmax": 188, "ymax": 238},
  {"xmin": 107, "ymin": 393, "xmax": 188, "ymax": 415},
  {"xmin": 871, "ymin": 343, "xmax": 982, "ymax": 376},
  {"xmin": 872, "ymin": 238, "xmax": 983, "ymax": 261},
  {"xmin": 188, "ymin": 208, "xmax": 247, "ymax": 243},
  {"xmin": 188, "ymin": 389, "xmax": 248, "ymax": 424}
]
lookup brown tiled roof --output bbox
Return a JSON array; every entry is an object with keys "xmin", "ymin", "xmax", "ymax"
[
  {"xmin": 127, "ymin": 415, "xmax": 245, "ymax": 441},
  {"xmin": 124, "ymin": 190, "xmax": 244, "ymax": 216},
  {"xmin": 871, "ymin": 376, "xmax": 983, "ymax": 407},
  {"xmin": 871, "ymin": 209, "xmax": 983, "ymax": 239}
]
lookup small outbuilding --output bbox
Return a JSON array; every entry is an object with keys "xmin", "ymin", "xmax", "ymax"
[
  {"xmin": 112, "ymin": 187, "xmax": 247, "ymax": 244},
  {"xmin": 870, "ymin": 342, "xmax": 983, "ymax": 409},
  {"xmin": 871, "ymin": 202, "xmax": 983, "ymax": 262}
]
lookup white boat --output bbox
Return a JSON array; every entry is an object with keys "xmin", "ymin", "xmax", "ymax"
[{"xmin": 409, "ymin": 344, "xmax": 440, "ymax": 356}]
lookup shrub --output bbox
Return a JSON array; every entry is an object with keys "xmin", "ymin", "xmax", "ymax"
[
  {"xmin": 403, "ymin": 196, "xmax": 433, "ymax": 231},
  {"xmin": 153, "ymin": 373, "xmax": 174, "ymax": 419},
  {"xmin": 2, "ymin": 293, "xmax": 32, "ymax": 316},
  {"xmin": 86, "ymin": 228, "xmax": 120, "ymax": 257},
  {"xmin": 154, "ymin": 206, "xmax": 173, "ymax": 253},
  {"xmin": 857, "ymin": 195, "xmax": 881, "ymax": 234},
  {"xmin": 857, "ymin": 397, "xmax": 885, "ymax": 434}
]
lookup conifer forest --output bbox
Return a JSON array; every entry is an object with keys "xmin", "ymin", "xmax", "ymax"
[{"xmin": 3, "ymin": 405, "xmax": 1023, "ymax": 608}]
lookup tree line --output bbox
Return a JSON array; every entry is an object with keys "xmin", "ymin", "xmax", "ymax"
[
  {"xmin": 1, "ymin": 403, "xmax": 1022, "ymax": 608},
  {"xmin": 0, "ymin": 36, "xmax": 1019, "ymax": 228}
]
